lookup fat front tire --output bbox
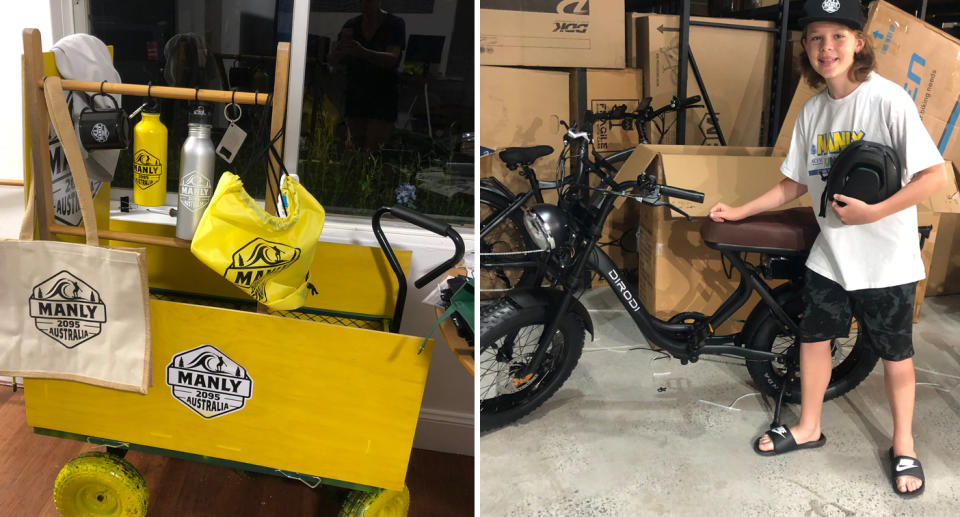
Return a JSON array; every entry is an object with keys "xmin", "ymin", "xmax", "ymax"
[
  {"xmin": 743, "ymin": 292, "xmax": 879, "ymax": 404},
  {"xmin": 53, "ymin": 452, "xmax": 148, "ymax": 517},
  {"xmin": 479, "ymin": 190, "xmax": 541, "ymax": 298},
  {"xmin": 479, "ymin": 297, "xmax": 585, "ymax": 432},
  {"xmin": 339, "ymin": 485, "xmax": 410, "ymax": 517}
]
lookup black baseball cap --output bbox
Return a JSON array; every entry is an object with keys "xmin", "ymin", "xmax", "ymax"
[{"xmin": 799, "ymin": 0, "xmax": 866, "ymax": 30}]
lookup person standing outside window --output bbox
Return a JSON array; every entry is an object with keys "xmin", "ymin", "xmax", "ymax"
[
  {"xmin": 329, "ymin": 0, "xmax": 405, "ymax": 151},
  {"xmin": 708, "ymin": 0, "xmax": 945, "ymax": 497}
]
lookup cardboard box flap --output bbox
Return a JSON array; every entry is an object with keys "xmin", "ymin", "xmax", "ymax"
[
  {"xmin": 615, "ymin": 144, "xmax": 802, "ymax": 217},
  {"xmin": 920, "ymin": 162, "xmax": 960, "ymax": 214}
]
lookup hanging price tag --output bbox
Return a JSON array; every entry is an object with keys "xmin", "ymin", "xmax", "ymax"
[{"xmin": 217, "ymin": 103, "xmax": 246, "ymax": 163}]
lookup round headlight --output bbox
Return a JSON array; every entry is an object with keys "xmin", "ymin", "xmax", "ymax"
[{"xmin": 522, "ymin": 204, "xmax": 569, "ymax": 251}]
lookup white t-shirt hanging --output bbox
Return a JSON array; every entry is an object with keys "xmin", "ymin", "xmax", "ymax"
[{"xmin": 780, "ymin": 72, "xmax": 944, "ymax": 290}]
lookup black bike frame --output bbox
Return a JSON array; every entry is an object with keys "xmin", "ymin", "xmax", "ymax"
[
  {"xmin": 480, "ymin": 146, "xmax": 634, "ymax": 273},
  {"xmin": 519, "ymin": 179, "xmax": 802, "ymax": 378}
]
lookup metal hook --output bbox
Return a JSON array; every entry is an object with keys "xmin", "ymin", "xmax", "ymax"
[
  {"xmin": 224, "ymin": 87, "xmax": 242, "ymax": 123},
  {"xmin": 194, "ymin": 87, "xmax": 200, "ymax": 104},
  {"xmin": 146, "ymin": 81, "xmax": 152, "ymax": 100},
  {"xmin": 99, "ymin": 80, "xmax": 107, "ymax": 95},
  {"xmin": 253, "ymin": 90, "xmax": 259, "ymax": 106}
]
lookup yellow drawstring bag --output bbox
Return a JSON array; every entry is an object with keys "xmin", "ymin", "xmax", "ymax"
[{"xmin": 190, "ymin": 172, "xmax": 325, "ymax": 310}]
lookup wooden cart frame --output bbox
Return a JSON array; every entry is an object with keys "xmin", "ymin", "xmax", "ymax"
[{"xmin": 19, "ymin": 28, "xmax": 445, "ymax": 515}]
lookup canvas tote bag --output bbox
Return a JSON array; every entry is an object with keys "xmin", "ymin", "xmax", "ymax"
[{"xmin": 0, "ymin": 76, "xmax": 151, "ymax": 393}]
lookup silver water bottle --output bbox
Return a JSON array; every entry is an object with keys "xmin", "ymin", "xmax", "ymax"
[{"xmin": 175, "ymin": 105, "xmax": 216, "ymax": 240}]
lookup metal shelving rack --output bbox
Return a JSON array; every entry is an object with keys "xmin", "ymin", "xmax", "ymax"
[{"xmin": 671, "ymin": 0, "xmax": 791, "ymax": 146}]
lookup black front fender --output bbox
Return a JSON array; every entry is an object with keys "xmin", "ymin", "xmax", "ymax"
[{"xmin": 505, "ymin": 287, "xmax": 595, "ymax": 340}]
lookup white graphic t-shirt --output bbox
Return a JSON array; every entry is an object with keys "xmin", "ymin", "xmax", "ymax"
[{"xmin": 780, "ymin": 72, "xmax": 944, "ymax": 290}]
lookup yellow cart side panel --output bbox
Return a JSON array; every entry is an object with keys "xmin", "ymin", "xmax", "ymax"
[
  {"xmin": 24, "ymin": 299, "xmax": 433, "ymax": 491},
  {"xmin": 108, "ymin": 219, "xmax": 413, "ymax": 318}
]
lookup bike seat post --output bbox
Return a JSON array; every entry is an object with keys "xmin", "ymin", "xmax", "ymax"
[{"xmin": 520, "ymin": 163, "xmax": 535, "ymax": 181}]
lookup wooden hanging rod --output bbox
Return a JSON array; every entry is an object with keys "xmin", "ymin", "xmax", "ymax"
[
  {"xmin": 52, "ymin": 80, "xmax": 270, "ymax": 106},
  {"xmin": 49, "ymin": 224, "xmax": 191, "ymax": 249}
]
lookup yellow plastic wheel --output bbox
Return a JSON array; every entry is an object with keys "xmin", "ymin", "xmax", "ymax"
[
  {"xmin": 339, "ymin": 485, "xmax": 410, "ymax": 517},
  {"xmin": 53, "ymin": 452, "xmax": 149, "ymax": 517}
]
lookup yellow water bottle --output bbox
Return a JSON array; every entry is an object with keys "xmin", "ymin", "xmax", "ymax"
[{"xmin": 133, "ymin": 104, "xmax": 167, "ymax": 206}]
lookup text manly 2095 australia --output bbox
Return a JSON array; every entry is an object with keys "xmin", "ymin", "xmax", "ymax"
[{"xmin": 167, "ymin": 367, "xmax": 252, "ymax": 398}]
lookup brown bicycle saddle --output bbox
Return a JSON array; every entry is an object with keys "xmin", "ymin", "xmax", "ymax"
[{"xmin": 700, "ymin": 207, "xmax": 820, "ymax": 254}]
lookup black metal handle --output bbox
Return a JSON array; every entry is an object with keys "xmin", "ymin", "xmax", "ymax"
[
  {"xmin": 390, "ymin": 205, "xmax": 450, "ymax": 235},
  {"xmin": 660, "ymin": 184, "xmax": 704, "ymax": 203},
  {"xmin": 371, "ymin": 206, "xmax": 466, "ymax": 333}
]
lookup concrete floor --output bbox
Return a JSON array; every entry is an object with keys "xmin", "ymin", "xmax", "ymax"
[{"xmin": 478, "ymin": 288, "xmax": 960, "ymax": 516}]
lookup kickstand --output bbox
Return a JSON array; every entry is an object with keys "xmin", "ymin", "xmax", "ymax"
[{"xmin": 770, "ymin": 362, "xmax": 797, "ymax": 429}]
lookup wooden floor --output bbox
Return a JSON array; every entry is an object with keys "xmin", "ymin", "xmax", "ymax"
[{"xmin": 0, "ymin": 388, "xmax": 473, "ymax": 516}]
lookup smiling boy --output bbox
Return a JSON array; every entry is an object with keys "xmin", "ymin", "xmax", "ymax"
[{"xmin": 708, "ymin": 0, "xmax": 946, "ymax": 497}]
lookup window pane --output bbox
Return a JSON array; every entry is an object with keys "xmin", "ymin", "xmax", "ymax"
[
  {"xmin": 303, "ymin": 0, "xmax": 474, "ymax": 223},
  {"xmin": 88, "ymin": 0, "xmax": 290, "ymax": 202}
]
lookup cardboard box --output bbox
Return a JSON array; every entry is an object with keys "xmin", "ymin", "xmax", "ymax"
[
  {"xmin": 612, "ymin": 145, "xmax": 799, "ymax": 330},
  {"xmin": 634, "ymin": 15, "xmax": 775, "ymax": 146},
  {"xmin": 479, "ymin": 0, "xmax": 625, "ymax": 68},
  {"xmin": 868, "ymin": 1, "xmax": 960, "ymax": 296},
  {"xmin": 614, "ymin": 144, "xmax": 960, "ymax": 328},
  {"xmin": 478, "ymin": 66, "xmax": 570, "ymax": 200},
  {"xmin": 571, "ymin": 68, "xmax": 645, "ymax": 153},
  {"xmin": 626, "ymin": 13, "xmax": 645, "ymax": 68},
  {"xmin": 776, "ymin": 1, "xmax": 960, "ymax": 299},
  {"xmin": 479, "ymin": 66, "xmax": 642, "ymax": 280}
]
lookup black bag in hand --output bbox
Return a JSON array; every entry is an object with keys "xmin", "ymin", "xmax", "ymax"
[{"xmin": 819, "ymin": 139, "xmax": 902, "ymax": 217}]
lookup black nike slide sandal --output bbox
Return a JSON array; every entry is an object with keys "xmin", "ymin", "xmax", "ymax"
[
  {"xmin": 753, "ymin": 426, "xmax": 826, "ymax": 456},
  {"xmin": 889, "ymin": 447, "xmax": 925, "ymax": 498}
]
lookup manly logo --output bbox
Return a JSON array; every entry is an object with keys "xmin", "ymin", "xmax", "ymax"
[
  {"xmin": 821, "ymin": 0, "xmax": 841, "ymax": 14},
  {"xmin": 28, "ymin": 270, "xmax": 106, "ymax": 348},
  {"xmin": 133, "ymin": 149, "xmax": 163, "ymax": 190},
  {"xmin": 224, "ymin": 238, "xmax": 301, "ymax": 303},
  {"xmin": 179, "ymin": 171, "xmax": 212, "ymax": 212},
  {"xmin": 90, "ymin": 122, "xmax": 110, "ymax": 143},
  {"xmin": 166, "ymin": 345, "xmax": 253, "ymax": 418},
  {"xmin": 480, "ymin": 0, "xmax": 589, "ymax": 15}
]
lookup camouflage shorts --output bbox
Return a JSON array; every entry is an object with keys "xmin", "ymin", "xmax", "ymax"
[{"xmin": 799, "ymin": 268, "xmax": 917, "ymax": 362}]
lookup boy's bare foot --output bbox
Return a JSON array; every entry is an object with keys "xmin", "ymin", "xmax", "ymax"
[
  {"xmin": 756, "ymin": 425, "xmax": 821, "ymax": 452},
  {"xmin": 891, "ymin": 446, "xmax": 923, "ymax": 494}
]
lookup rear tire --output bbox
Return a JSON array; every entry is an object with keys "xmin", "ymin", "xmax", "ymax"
[
  {"xmin": 479, "ymin": 189, "xmax": 541, "ymax": 298},
  {"xmin": 743, "ymin": 290, "xmax": 879, "ymax": 403},
  {"xmin": 479, "ymin": 297, "xmax": 585, "ymax": 432}
]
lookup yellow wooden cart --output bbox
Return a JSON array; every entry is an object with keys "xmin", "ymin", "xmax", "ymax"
[{"xmin": 19, "ymin": 29, "xmax": 464, "ymax": 517}]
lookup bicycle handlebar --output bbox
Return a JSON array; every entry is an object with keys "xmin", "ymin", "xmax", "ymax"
[
  {"xmin": 650, "ymin": 95, "xmax": 702, "ymax": 118},
  {"xmin": 659, "ymin": 184, "xmax": 705, "ymax": 204},
  {"xmin": 585, "ymin": 95, "xmax": 704, "ymax": 126}
]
